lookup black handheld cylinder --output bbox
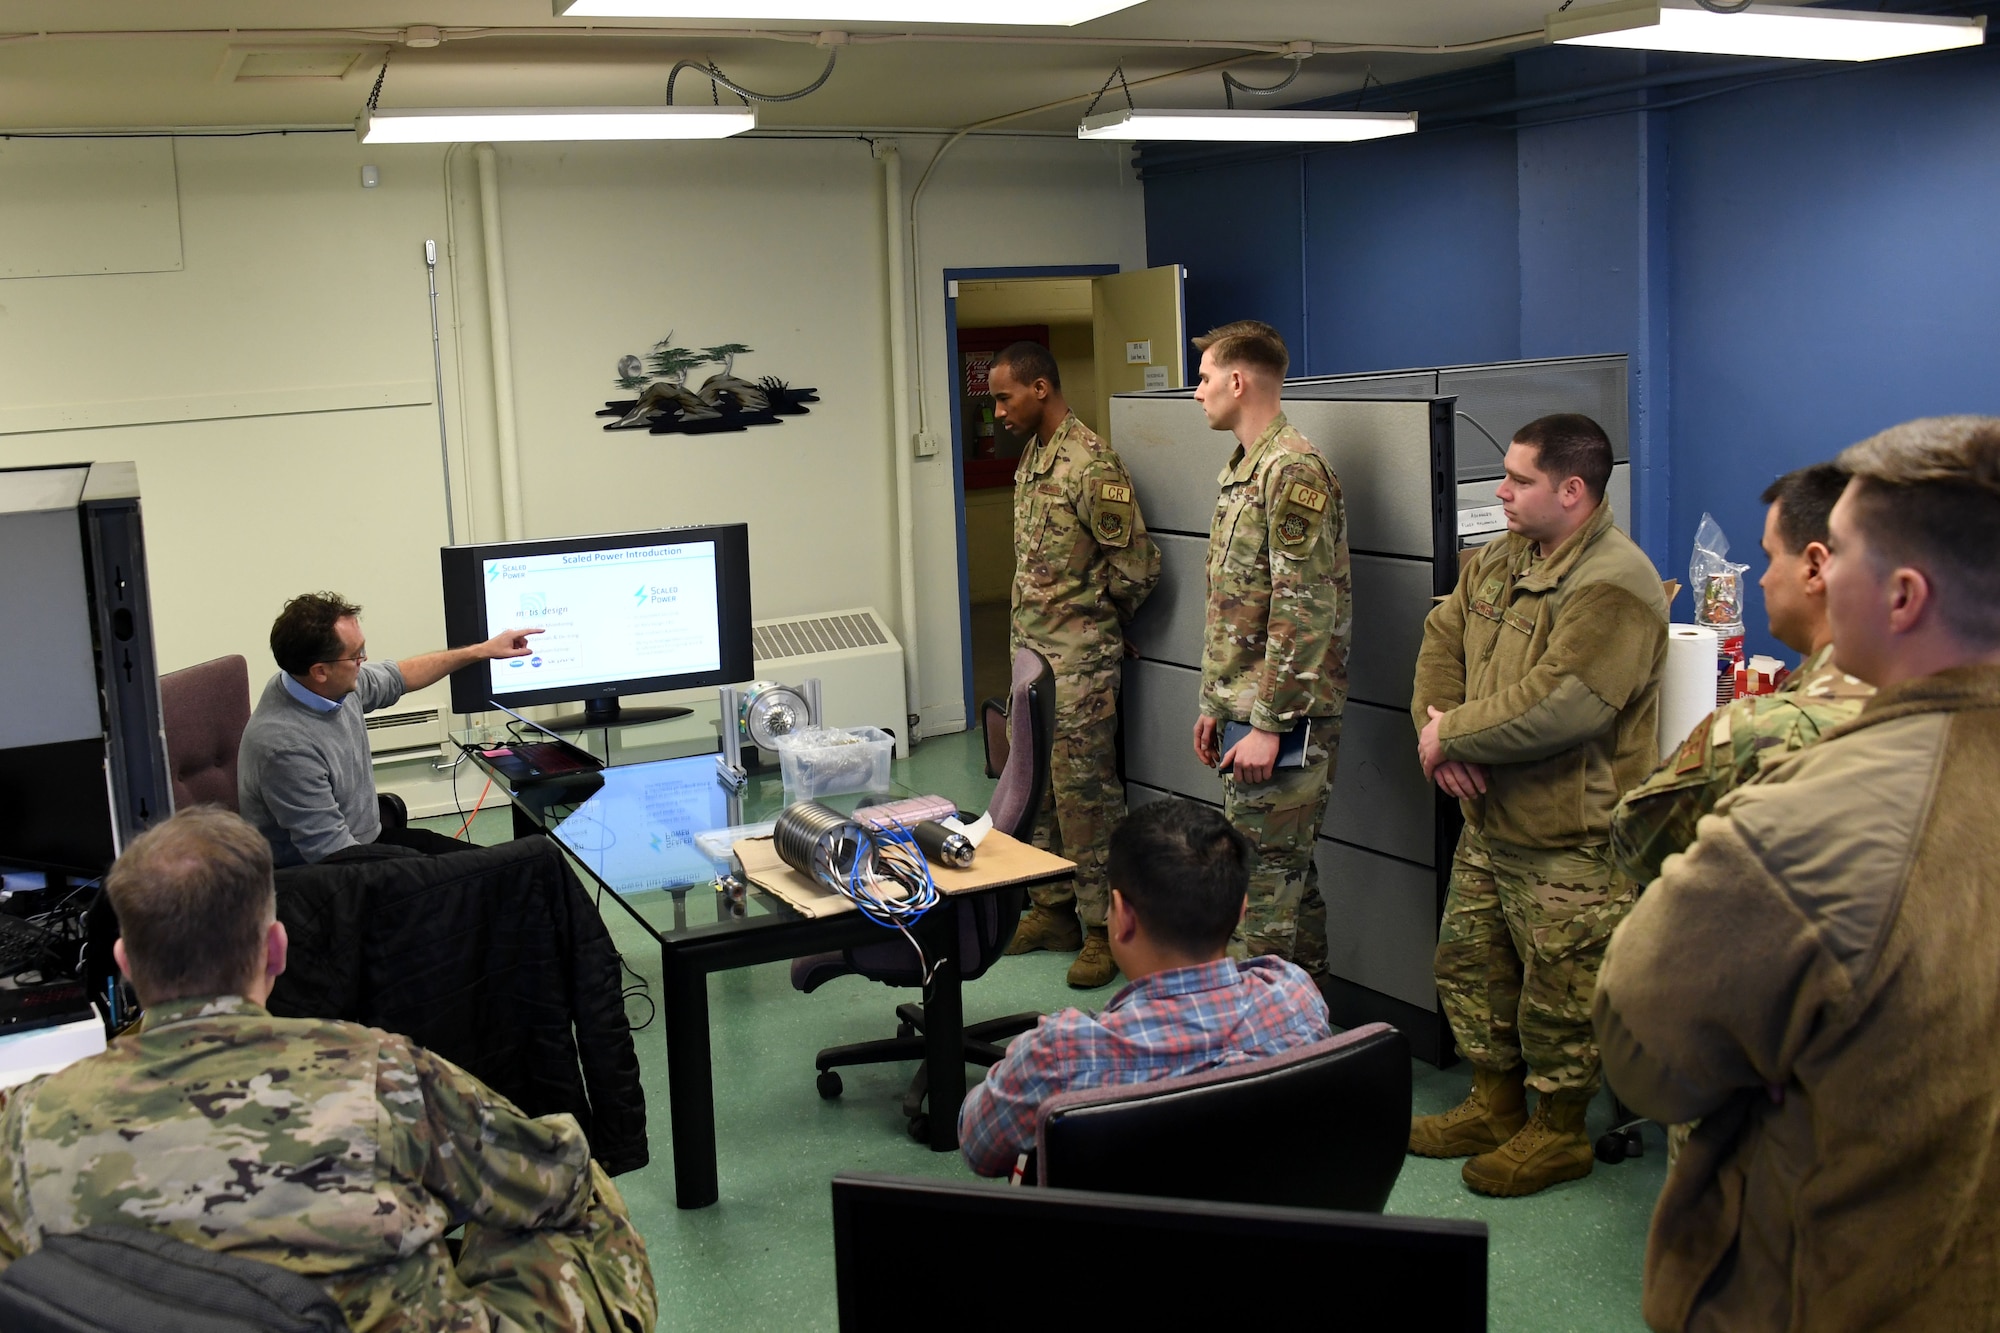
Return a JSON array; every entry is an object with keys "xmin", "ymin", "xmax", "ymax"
[{"xmin": 913, "ymin": 820, "xmax": 975, "ymax": 869}]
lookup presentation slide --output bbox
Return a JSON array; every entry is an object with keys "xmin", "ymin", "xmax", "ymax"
[{"xmin": 482, "ymin": 540, "xmax": 721, "ymax": 694}]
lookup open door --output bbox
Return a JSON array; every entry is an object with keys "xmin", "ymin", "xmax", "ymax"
[{"xmin": 1090, "ymin": 264, "xmax": 1186, "ymax": 445}]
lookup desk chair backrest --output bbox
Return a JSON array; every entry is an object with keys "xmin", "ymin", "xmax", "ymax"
[
  {"xmin": 159, "ymin": 655, "xmax": 252, "ymax": 814},
  {"xmin": 984, "ymin": 646, "xmax": 1056, "ymax": 844},
  {"xmin": 0, "ymin": 1224, "xmax": 347, "ymax": 1332},
  {"xmin": 836, "ymin": 647, "xmax": 1056, "ymax": 987},
  {"xmin": 1035, "ymin": 1022, "xmax": 1412, "ymax": 1212}
]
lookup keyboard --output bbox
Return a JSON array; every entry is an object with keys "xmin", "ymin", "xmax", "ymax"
[{"xmin": 0, "ymin": 914, "xmax": 64, "ymax": 978}]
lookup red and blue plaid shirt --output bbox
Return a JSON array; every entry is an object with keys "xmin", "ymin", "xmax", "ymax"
[{"xmin": 957, "ymin": 955, "xmax": 1331, "ymax": 1177}]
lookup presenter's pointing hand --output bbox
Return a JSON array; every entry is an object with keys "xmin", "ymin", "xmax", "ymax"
[{"xmin": 486, "ymin": 627, "xmax": 545, "ymax": 658}]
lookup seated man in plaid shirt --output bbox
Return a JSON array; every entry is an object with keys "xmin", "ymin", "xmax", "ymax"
[{"xmin": 959, "ymin": 798, "xmax": 1332, "ymax": 1177}]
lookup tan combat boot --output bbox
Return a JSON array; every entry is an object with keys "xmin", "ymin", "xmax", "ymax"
[
  {"xmin": 1004, "ymin": 905, "xmax": 1082, "ymax": 956},
  {"xmin": 1407, "ymin": 1064, "xmax": 1528, "ymax": 1158},
  {"xmin": 1461, "ymin": 1090, "xmax": 1595, "ymax": 1197},
  {"xmin": 1066, "ymin": 927, "xmax": 1118, "ymax": 989}
]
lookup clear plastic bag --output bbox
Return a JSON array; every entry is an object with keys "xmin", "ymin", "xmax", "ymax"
[{"xmin": 1689, "ymin": 512, "xmax": 1749, "ymax": 627}]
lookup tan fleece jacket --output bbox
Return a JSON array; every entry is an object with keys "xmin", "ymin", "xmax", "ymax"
[
  {"xmin": 1596, "ymin": 665, "xmax": 2000, "ymax": 1332},
  {"xmin": 1413, "ymin": 499, "xmax": 1669, "ymax": 848}
]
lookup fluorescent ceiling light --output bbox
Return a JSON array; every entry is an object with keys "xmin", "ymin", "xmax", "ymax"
[
  {"xmin": 553, "ymin": 0, "xmax": 1143, "ymax": 22},
  {"xmin": 1077, "ymin": 109, "xmax": 1418, "ymax": 143},
  {"xmin": 357, "ymin": 106, "xmax": 757, "ymax": 143},
  {"xmin": 1549, "ymin": 1, "xmax": 1984, "ymax": 61}
]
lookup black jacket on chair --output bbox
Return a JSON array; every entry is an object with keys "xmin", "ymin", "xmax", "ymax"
[{"xmin": 266, "ymin": 837, "xmax": 648, "ymax": 1176}]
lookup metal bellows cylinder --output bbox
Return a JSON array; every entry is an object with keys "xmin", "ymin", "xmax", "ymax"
[{"xmin": 774, "ymin": 800, "xmax": 854, "ymax": 882}]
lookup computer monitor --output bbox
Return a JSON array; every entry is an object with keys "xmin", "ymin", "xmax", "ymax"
[
  {"xmin": 440, "ymin": 524, "xmax": 754, "ymax": 728},
  {"xmin": 829, "ymin": 1172, "xmax": 1487, "ymax": 1330}
]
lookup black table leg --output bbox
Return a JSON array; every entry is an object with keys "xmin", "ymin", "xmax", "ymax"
[
  {"xmin": 922, "ymin": 899, "xmax": 967, "ymax": 1153},
  {"xmin": 662, "ymin": 946, "xmax": 720, "ymax": 1208}
]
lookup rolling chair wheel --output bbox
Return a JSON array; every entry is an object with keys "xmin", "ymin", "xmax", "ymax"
[
  {"xmin": 816, "ymin": 1070, "xmax": 843, "ymax": 1100},
  {"xmin": 1594, "ymin": 1130, "xmax": 1630, "ymax": 1163},
  {"xmin": 906, "ymin": 1113, "xmax": 929, "ymax": 1143}
]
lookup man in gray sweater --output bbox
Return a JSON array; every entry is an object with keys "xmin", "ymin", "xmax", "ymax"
[{"xmin": 238, "ymin": 592, "xmax": 539, "ymax": 866}]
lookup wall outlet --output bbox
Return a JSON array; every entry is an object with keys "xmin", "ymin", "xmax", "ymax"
[{"xmin": 914, "ymin": 430, "xmax": 939, "ymax": 458}]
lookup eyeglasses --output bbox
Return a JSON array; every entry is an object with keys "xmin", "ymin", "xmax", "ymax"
[{"xmin": 319, "ymin": 651, "xmax": 368, "ymax": 665}]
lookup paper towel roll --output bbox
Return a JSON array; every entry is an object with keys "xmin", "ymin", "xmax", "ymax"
[{"xmin": 1660, "ymin": 624, "xmax": 1721, "ymax": 756}]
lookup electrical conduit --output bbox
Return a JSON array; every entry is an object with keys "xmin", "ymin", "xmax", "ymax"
[
  {"xmin": 475, "ymin": 143, "xmax": 526, "ymax": 541},
  {"xmin": 878, "ymin": 140, "xmax": 923, "ymax": 746}
]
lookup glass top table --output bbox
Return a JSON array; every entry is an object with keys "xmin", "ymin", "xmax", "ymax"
[
  {"xmin": 527, "ymin": 751, "xmax": 920, "ymax": 938},
  {"xmin": 455, "ymin": 740, "xmax": 1067, "ymax": 1210}
]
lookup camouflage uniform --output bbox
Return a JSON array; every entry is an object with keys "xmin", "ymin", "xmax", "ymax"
[
  {"xmin": 1612, "ymin": 644, "xmax": 1875, "ymax": 889},
  {"xmin": 1435, "ymin": 830, "xmax": 1637, "ymax": 1095},
  {"xmin": 1610, "ymin": 643, "xmax": 1872, "ymax": 1162},
  {"xmin": 0, "ymin": 995, "xmax": 656, "ymax": 1333},
  {"xmin": 1412, "ymin": 499, "xmax": 1668, "ymax": 1097},
  {"xmin": 1201, "ymin": 413, "xmax": 1351, "ymax": 974},
  {"xmin": 1010, "ymin": 412, "xmax": 1161, "ymax": 928}
]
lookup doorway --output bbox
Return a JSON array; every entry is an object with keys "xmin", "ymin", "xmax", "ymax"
[{"xmin": 941, "ymin": 264, "xmax": 1187, "ymax": 726}]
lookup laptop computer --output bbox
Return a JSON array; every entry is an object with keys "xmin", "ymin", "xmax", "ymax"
[{"xmin": 466, "ymin": 702, "xmax": 606, "ymax": 784}]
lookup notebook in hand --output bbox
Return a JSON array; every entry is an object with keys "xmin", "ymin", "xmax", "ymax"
[{"xmin": 1219, "ymin": 720, "xmax": 1312, "ymax": 772}]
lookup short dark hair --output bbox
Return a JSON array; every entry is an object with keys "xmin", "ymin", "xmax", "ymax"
[
  {"xmin": 1192, "ymin": 320, "xmax": 1289, "ymax": 379},
  {"xmin": 1106, "ymin": 799, "xmax": 1251, "ymax": 956},
  {"xmin": 1838, "ymin": 415, "xmax": 2000, "ymax": 647},
  {"xmin": 1513, "ymin": 413, "xmax": 1613, "ymax": 501},
  {"xmin": 107, "ymin": 807, "xmax": 275, "ymax": 1004},
  {"xmin": 1759, "ymin": 462, "xmax": 1849, "ymax": 555},
  {"xmin": 270, "ymin": 591, "xmax": 360, "ymax": 676},
  {"xmin": 993, "ymin": 341, "xmax": 1060, "ymax": 393}
]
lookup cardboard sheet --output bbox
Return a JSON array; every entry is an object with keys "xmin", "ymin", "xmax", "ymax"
[{"xmin": 733, "ymin": 830, "xmax": 1075, "ymax": 919}]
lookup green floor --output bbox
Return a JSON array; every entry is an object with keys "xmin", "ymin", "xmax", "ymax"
[{"xmin": 423, "ymin": 729, "xmax": 1665, "ymax": 1332}]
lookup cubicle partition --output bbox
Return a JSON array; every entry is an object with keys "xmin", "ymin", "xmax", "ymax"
[{"xmin": 1111, "ymin": 356, "xmax": 1632, "ymax": 1067}]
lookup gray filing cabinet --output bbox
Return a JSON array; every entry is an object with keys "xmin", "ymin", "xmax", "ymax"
[{"xmin": 1111, "ymin": 355, "xmax": 1630, "ymax": 1066}]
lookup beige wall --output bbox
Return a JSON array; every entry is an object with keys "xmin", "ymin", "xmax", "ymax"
[
  {"xmin": 0, "ymin": 129, "xmax": 1145, "ymax": 740},
  {"xmin": 0, "ymin": 134, "xmax": 454, "ymax": 710}
]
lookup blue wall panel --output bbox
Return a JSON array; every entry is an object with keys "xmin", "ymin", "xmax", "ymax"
[
  {"xmin": 1301, "ymin": 128, "xmax": 1520, "ymax": 376},
  {"xmin": 1142, "ymin": 43, "xmax": 2000, "ymax": 658},
  {"xmin": 1667, "ymin": 49, "xmax": 2000, "ymax": 654},
  {"xmin": 1142, "ymin": 156, "xmax": 1303, "ymax": 381}
]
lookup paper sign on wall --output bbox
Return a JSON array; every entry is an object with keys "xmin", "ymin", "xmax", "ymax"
[
  {"xmin": 1142, "ymin": 366, "xmax": 1170, "ymax": 391},
  {"xmin": 1125, "ymin": 340, "xmax": 1152, "ymax": 364},
  {"xmin": 1458, "ymin": 504, "xmax": 1507, "ymax": 537}
]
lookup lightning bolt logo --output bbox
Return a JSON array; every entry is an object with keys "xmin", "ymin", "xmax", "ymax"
[{"xmin": 634, "ymin": 586, "xmax": 648, "ymax": 606}]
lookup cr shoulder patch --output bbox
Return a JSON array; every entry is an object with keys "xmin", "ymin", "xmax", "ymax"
[
  {"xmin": 1286, "ymin": 481, "xmax": 1328, "ymax": 513},
  {"xmin": 1092, "ymin": 483, "xmax": 1135, "ymax": 547}
]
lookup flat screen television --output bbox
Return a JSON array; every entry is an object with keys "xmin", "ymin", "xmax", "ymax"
[{"xmin": 440, "ymin": 524, "xmax": 753, "ymax": 728}]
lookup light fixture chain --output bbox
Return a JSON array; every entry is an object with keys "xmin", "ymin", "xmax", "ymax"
[
  {"xmin": 367, "ymin": 48, "xmax": 391, "ymax": 113},
  {"xmin": 1084, "ymin": 61, "xmax": 1137, "ymax": 118}
]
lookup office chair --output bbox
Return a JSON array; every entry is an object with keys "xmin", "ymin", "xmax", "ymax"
[
  {"xmin": 158, "ymin": 655, "xmax": 252, "ymax": 813},
  {"xmin": 1035, "ymin": 1022, "xmax": 1413, "ymax": 1212},
  {"xmin": 793, "ymin": 646, "xmax": 1057, "ymax": 1140}
]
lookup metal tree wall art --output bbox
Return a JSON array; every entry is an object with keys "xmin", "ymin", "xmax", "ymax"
[{"xmin": 598, "ymin": 333, "xmax": 819, "ymax": 435}]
